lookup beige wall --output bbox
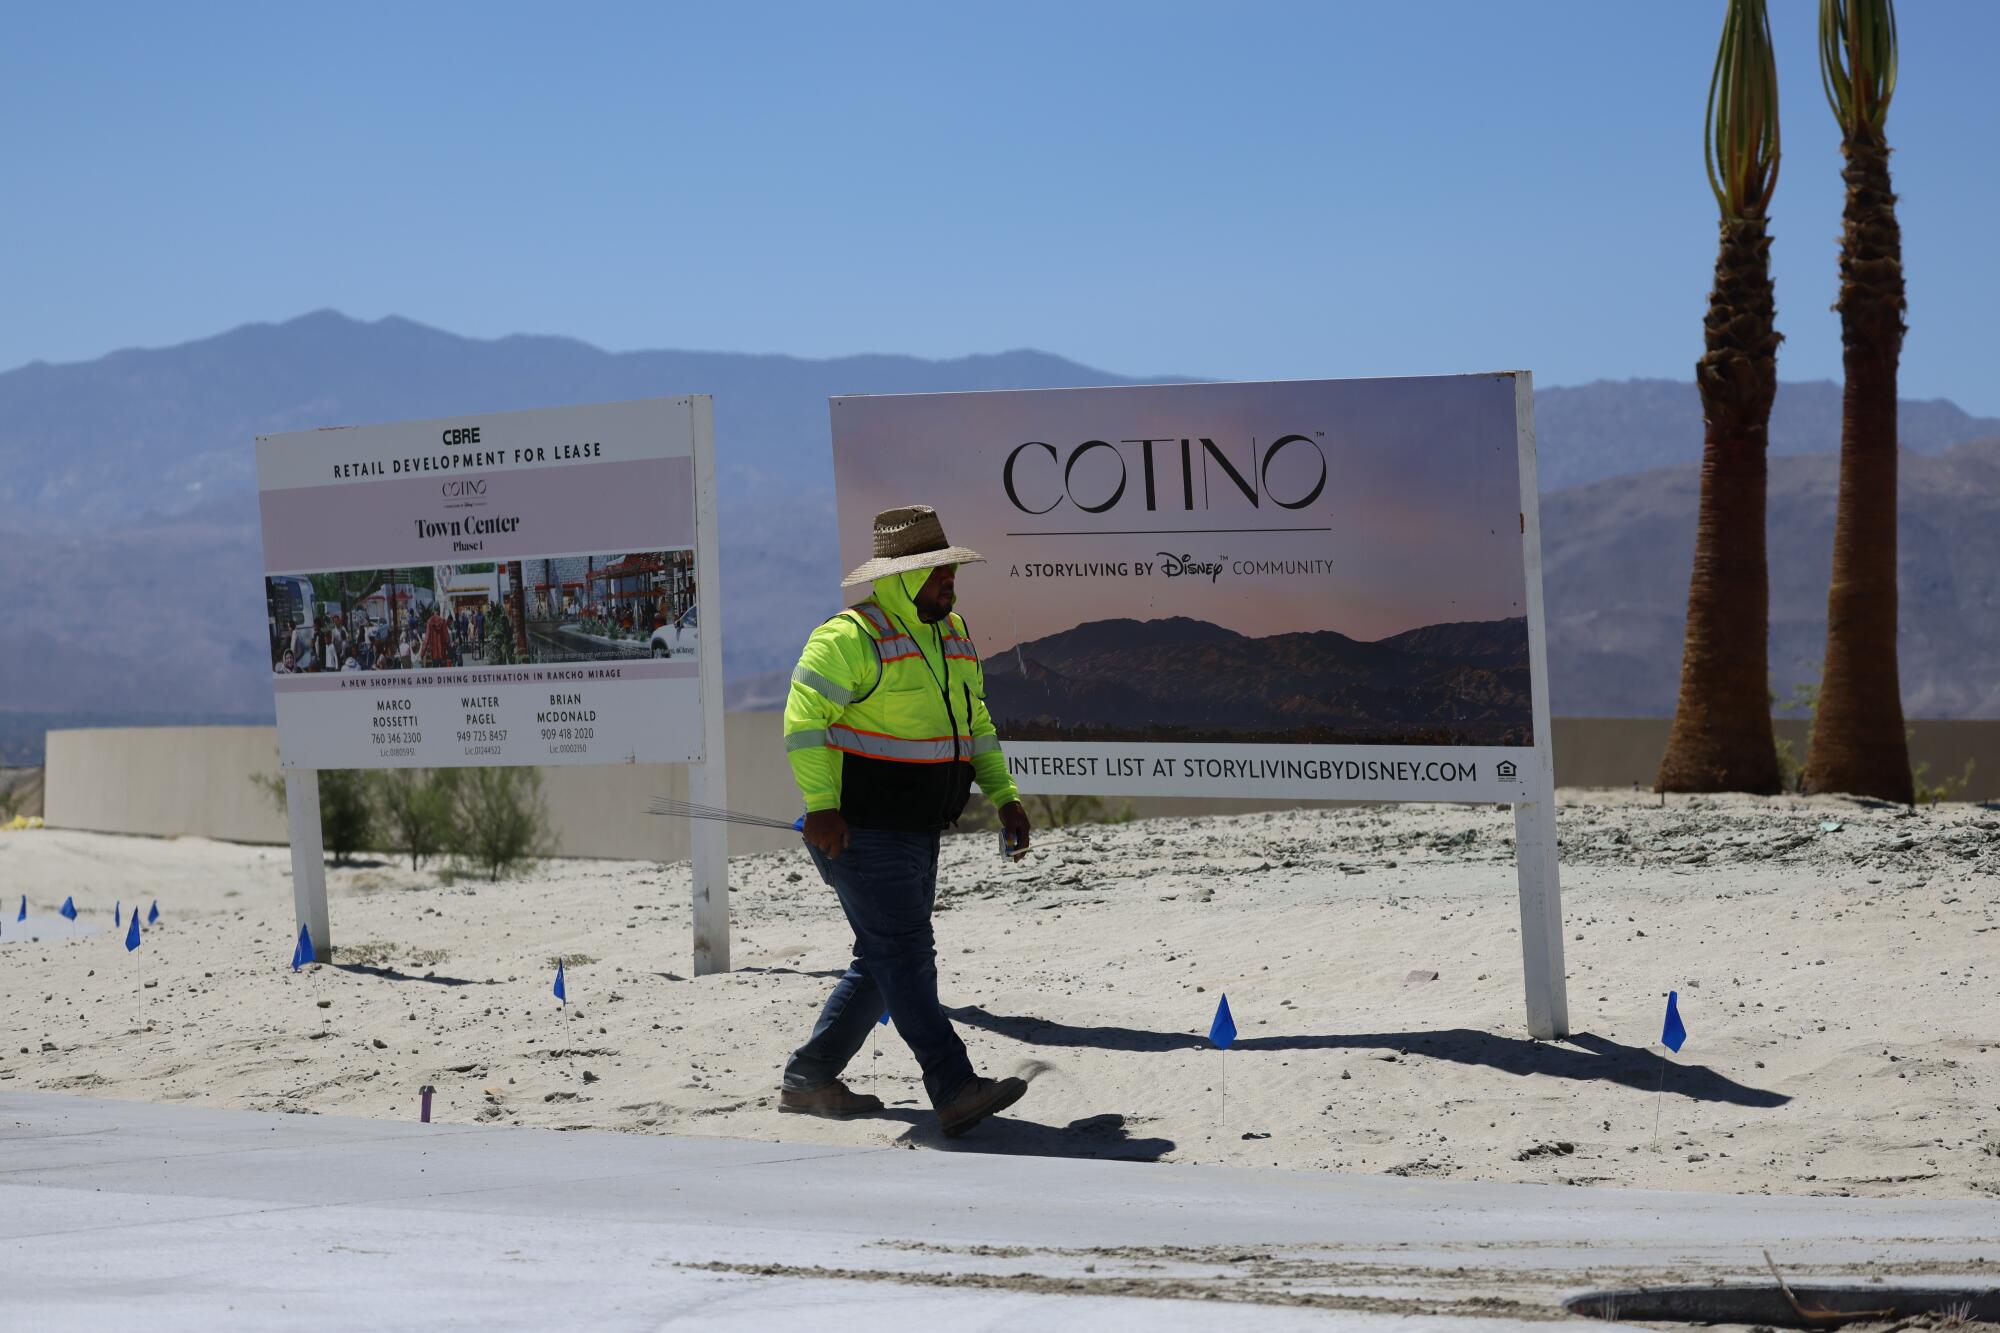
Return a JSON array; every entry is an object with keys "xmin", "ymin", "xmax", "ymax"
[
  {"xmin": 1549, "ymin": 717, "xmax": 2000, "ymax": 801},
  {"xmin": 43, "ymin": 716, "xmax": 806, "ymax": 861},
  {"xmin": 42, "ymin": 715, "xmax": 2000, "ymax": 859},
  {"xmin": 45, "ymin": 726, "xmax": 288, "ymax": 844},
  {"xmin": 1891, "ymin": 719, "xmax": 2000, "ymax": 801}
]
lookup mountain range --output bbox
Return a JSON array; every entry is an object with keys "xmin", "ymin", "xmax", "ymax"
[
  {"xmin": 983, "ymin": 615, "xmax": 1532, "ymax": 746},
  {"xmin": 1541, "ymin": 437, "xmax": 2000, "ymax": 719},
  {"xmin": 1530, "ymin": 378, "xmax": 2000, "ymax": 491},
  {"xmin": 2, "ymin": 311, "xmax": 1997, "ymax": 761},
  {"xmin": 6, "ymin": 312, "xmax": 1994, "ymax": 524}
]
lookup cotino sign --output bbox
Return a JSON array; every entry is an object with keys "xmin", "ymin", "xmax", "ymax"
[
  {"xmin": 829, "ymin": 373, "xmax": 1569, "ymax": 1039},
  {"xmin": 828, "ymin": 375, "xmax": 1555, "ymax": 806}
]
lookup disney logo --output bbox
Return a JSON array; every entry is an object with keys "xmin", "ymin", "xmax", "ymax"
[{"xmin": 1157, "ymin": 552, "xmax": 1224, "ymax": 582}]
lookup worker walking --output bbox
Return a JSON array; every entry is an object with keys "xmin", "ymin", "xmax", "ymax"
[{"xmin": 780, "ymin": 505, "xmax": 1034, "ymax": 1137}]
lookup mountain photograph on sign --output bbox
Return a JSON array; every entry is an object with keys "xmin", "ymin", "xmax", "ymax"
[{"xmin": 982, "ymin": 613, "xmax": 1532, "ymax": 746}]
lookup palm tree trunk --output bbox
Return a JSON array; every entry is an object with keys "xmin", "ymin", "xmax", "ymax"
[
  {"xmin": 1803, "ymin": 128, "xmax": 1911, "ymax": 803},
  {"xmin": 1658, "ymin": 219, "xmax": 1781, "ymax": 793}
]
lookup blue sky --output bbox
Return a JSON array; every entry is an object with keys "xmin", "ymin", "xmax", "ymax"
[{"xmin": 7, "ymin": 2, "xmax": 1997, "ymax": 413}]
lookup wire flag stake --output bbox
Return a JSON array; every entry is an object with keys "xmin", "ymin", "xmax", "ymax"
[{"xmin": 646, "ymin": 798, "xmax": 801, "ymax": 833}]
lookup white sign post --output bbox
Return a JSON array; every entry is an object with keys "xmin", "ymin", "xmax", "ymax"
[
  {"xmin": 831, "ymin": 372, "xmax": 1569, "ymax": 1038},
  {"xmin": 1509, "ymin": 376, "xmax": 1569, "ymax": 1038},
  {"xmin": 685, "ymin": 397, "xmax": 730, "ymax": 975},
  {"xmin": 256, "ymin": 397, "xmax": 729, "ymax": 974},
  {"xmin": 283, "ymin": 768, "xmax": 330, "ymax": 962}
]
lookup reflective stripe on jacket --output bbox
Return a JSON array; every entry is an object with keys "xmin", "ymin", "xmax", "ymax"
[{"xmin": 783, "ymin": 572, "xmax": 1018, "ymax": 831}]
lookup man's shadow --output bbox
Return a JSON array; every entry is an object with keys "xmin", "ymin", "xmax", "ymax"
[
  {"xmin": 944, "ymin": 1005, "xmax": 1789, "ymax": 1108},
  {"xmin": 864, "ymin": 1106, "xmax": 1174, "ymax": 1162}
]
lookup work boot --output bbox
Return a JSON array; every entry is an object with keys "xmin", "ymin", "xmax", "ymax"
[
  {"xmin": 777, "ymin": 1080, "xmax": 884, "ymax": 1118},
  {"xmin": 937, "ymin": 1075, "xmax": 1027, "ymax": 1138}
]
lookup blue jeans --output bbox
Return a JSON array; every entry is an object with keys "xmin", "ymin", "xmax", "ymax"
[{"xmin": 782, "ymin": 828, "xmax": 976, "ymax": 1109}]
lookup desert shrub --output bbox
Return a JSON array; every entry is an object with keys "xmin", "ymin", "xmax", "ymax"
[
  {"xmin": 370, "ymin": 768, "xmax": 458, "ymax": 870},
  {"xmin": 1026, "ymin": 793, "xmax": 1136, "ymax": 828},
  {"xmin": 251, "ymin": 770, "xmax": 288, "ymax": 814},
  {"xmin": 1771, "ymin": 681, "xmax": 1819, "ymax": 793},
  {"xmin": 318, "ymin": 769, "xmax": 374, "ymax": 865},
  {"xmin": 251, "ymin": 768, "xmax": 374, "ymax": 864},
  {"xmin": 449, "ymin": 766, "xmax": 551, "ymax": 880},
  {"xmin": 1912, "ymin": 757, "xmax": 1976, "ymax": 807},
  {"xmin": 956, "ymin": 790, "xmax": 1133, "ymax": 833}
]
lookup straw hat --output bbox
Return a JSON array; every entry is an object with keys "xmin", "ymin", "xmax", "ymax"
[{"xmin": 840, "ymin": 505, "xmax": 987, "ymax": 588}]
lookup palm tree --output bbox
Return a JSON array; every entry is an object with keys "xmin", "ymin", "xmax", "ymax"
[
  {"xmin": 1657, "ymin": 0, "xmax": 1783, "ymax": 794},
  {"xmin": 1802, "ymin": 0, "xmax": 1911, "ymax": 802}
]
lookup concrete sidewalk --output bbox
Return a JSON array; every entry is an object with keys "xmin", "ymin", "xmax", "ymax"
[{"xmin": 3, "ymin": 1093, "xmax": 1994, "ymax": 1330}]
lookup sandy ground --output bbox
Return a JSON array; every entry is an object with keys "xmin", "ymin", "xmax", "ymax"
[{"xmin": 3, "ymin": 790, "xmax": 1998, "ymax": 1200}]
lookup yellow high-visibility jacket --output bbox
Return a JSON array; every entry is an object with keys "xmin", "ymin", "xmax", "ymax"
[{"xmin": 785, "ymin": 570, "xmax": 1018, "ymax": 830}]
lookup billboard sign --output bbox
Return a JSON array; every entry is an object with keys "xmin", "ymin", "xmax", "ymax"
[
  {"xmin": 257, "ymin": 398, "xmax": 712, "ymax": 770},
  {"xmin": 829, "ymin": 375, "xmax": 1552, "ymax": 804}
]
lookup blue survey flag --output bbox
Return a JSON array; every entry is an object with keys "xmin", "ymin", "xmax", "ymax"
[
  {"xmin": 879, "ymin": 1010, "xmax": 891, "ymax": 1026},
  {"xmin": 793, "ymin": 815, "xmax": 805, "ymax": 832},
  {"xmin": 291, "ymin": 922, "xmax": 313, "ymax": 971},
  {"xmin": 1209, "ymin": 994, "xmax": 1237, "ymax": 1050},
  {"xmin": 1660, "ymin": 990, "xmax": 1687, "ymax": 1053},
  {"xmin": 60, "ymin": 896, "xmax": 77, "ymax": 921},
  {"xmin": 148, "ymin": 901, "xmax": 159, "ymax": 924},
  {"xmin": 125, "ymin": 912, "xmax": 141, "ymax": 952},
  {"xmin": 16, "ymin": 895, "xmax": 23, "ymax": 922},
  {"xmin": 553, "ymin": 960, "xmax": 566, "ymax": 1005}
]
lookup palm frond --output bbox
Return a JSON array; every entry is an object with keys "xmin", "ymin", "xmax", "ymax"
[
  {"xmin": 1820, "ymin": 0, "xmax": 1898, "ymax": 134},
  {"xmin": 1707, "ymin": 0, "xmax": 1781, "ymax": 220}
]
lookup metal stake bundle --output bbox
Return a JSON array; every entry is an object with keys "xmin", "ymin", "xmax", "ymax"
[{"xmin": 646, "ymin": 799, "xmax": 799, "ymax": 833}]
